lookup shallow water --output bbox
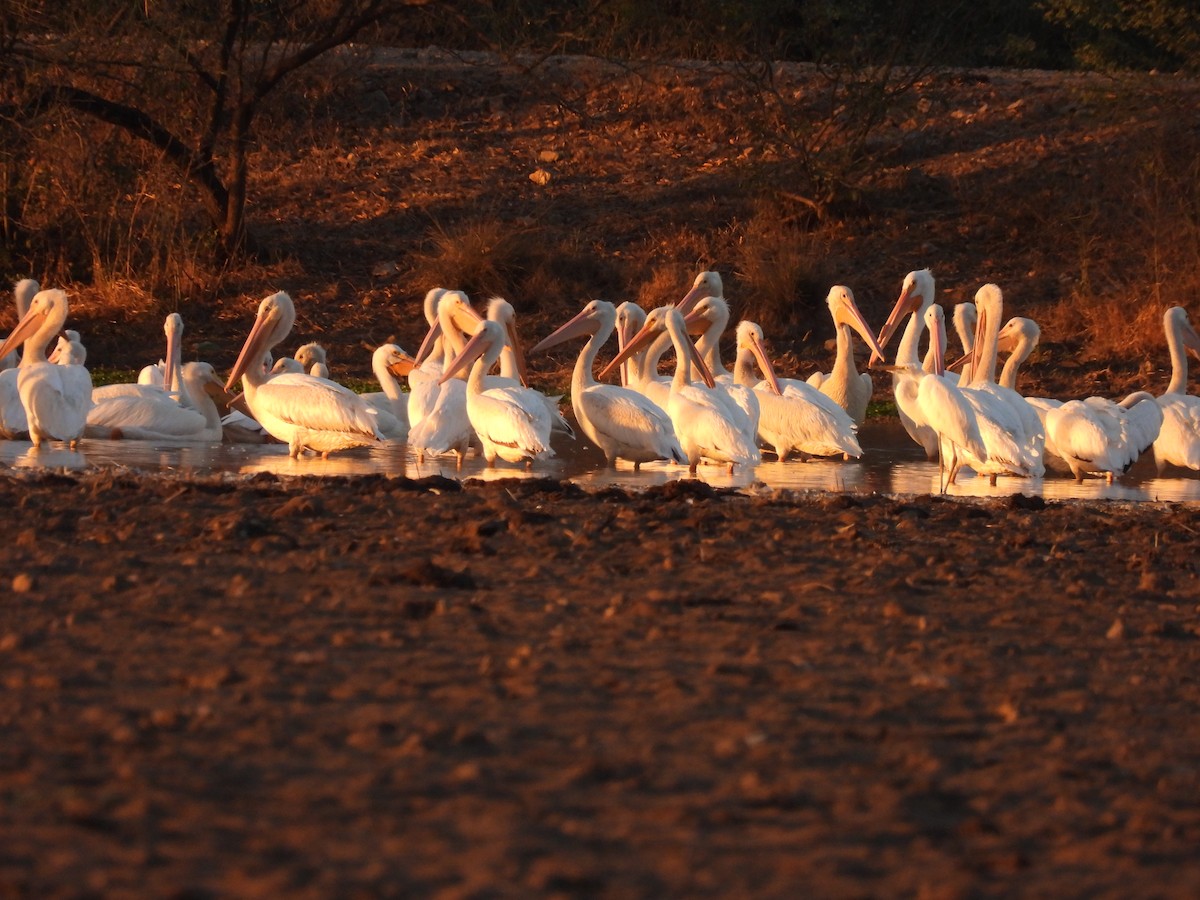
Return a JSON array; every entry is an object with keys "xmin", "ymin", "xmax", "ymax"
[{"xmin": 2, "ymin": 420, "xmax": 1198, "ymax": 502}]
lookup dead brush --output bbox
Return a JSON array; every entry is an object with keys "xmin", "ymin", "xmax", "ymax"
[{"xmin": 404, "ymin": 216, "xmax": 543, "ymax": 302}]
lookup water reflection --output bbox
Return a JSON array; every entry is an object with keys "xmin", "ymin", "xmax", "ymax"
[{"xmin": 2, "ymin": 420, "xmax": 1199, "ymax": 503}]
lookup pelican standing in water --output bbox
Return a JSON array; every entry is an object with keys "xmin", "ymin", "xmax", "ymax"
[
  {"xmin": 1153, "ymin": 306, "xmax": 1200, "ymax": 472},
  {"xmin": 0, "ymin": 288, "xmax": 92, "ymax": 448},
  {"xmin": 875, "ymin": 268, "xmax": 940, "ymax": 459},
  {"xmin": 807, "ymin": 285, "xmax": 886, "ymax": 425},
  {"xmin": 530, "ymin": 299, "xmax": 684, "ymax": 468},
  {"xmin": 224, "ymin": 291, "xmax": 383, "ymax": 458},
  {"xmin": 954, "ymin": 284, "xmax": 1045, "ymax": 483},
  {"xmin": 439, "ymin": 319, "xmax": 554, "ymax": 467},
  {"xmin": 602, "ymin": 305, "xmax": 759, "ymax": 474},
  {"xmin": 914, "ymin": 304, "xmax": 987, "ymax": 492},
  {"xmin": 408, "ymin": 290, "xmax": 483, "ymax": 463},
  {"xmin": 994, "ymin": 316, "xmax": 1161, "ymax": 482},
  {"xmin": 732, "ymin": 320, "xmax": 862, "ymax": 461}
]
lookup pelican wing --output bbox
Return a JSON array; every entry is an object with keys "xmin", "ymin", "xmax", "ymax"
[
  {"xmin": 89, "ymin": 393, "xmax": 207, "ymax": 437},
  {"xmin": 0, "ymin": 368, "xmax": 27, "ymax": 437},
  {"xmin": 20, "ymin": 363, "xmax": 92, "ymax": 442},
  {"xmin": 471, "ymin": 388, "xmax": 552, "ymax": 455},
  {"xmin": 254, "ymin": 374, "xmax": 382, "ymax": 439},
  {"xmin": 581, "ymin": 384, "xmax": 680, "ymax": 457}
]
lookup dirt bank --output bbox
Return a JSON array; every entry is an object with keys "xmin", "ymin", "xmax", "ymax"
[{"xmin": 2, "ymin": 469, "xmax": 1199, "ymax": 896}]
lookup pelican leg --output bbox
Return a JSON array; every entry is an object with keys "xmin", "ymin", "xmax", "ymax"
[
  {"xmin": 988, "ymin": 473, "xmax": 998, "ymax": 486},
  {"xmin": 632, "ymin": 460, "xmax": 640, "ymax": 472}
]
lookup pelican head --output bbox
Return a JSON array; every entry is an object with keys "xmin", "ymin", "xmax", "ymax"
[
  {"xmin": 295, "ymin": 341, "xmax": 328, "ymax": 377},
  {"xmin": 682, "ymin": 295, "xmax": 730, "ymax": 338},
  {"xmin": 531, "ymin": 300, "xmax": 615, "ymax": 353},
  {"xmin": 225, "ymin": 290, "xmax": 296, "ymax": 391},
  {"xmin": 735, "ymin": 320, "xmax": 781, "ymax": 395},
  {"xmin": 378, "ymin": 343, "xmax": 417, "ymax": 378},
  {"xmin": 438, "ymin": 319, "xmax": 505, "ymax": 385},
  {"xmin": 0, "ymin": 288, "xmax": 70, "ymax": 362},
  {"xmin": 675, "ymin": 270, "xmax": 724, "ymax": 316},
  {"xmin": 826, "ymin": 285, "xmax": 886, "ymax": 367},
  {"xmin": 877, "ymin": 268, "xmax": 934, "ymax": 350},
  {"xmin": 599, "ymin": 305, "xmax": 716, "ymax": 388},
  {"xmin": 487, "ymin": 296, "xmax": 528, "ymax": 385},
  {"xmin": 996, "ymin": 317, "xmax": 1040, "ymax": 355},
  {"xmin": 1166, "ymin": 306, "xmax": 1200, "ymax": 361}
]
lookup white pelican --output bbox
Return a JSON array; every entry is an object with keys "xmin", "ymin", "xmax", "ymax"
[
  {"xmin": 95, "ymin": 313, "xmax": 186, "ymax": 402},
  {"xmin": 1153, "ymin": 306, "xmax": 1200, "ymax": 472},
  {"xmin": 487, "ymin": 296, "xmax": 573, "ymax": 438},
  {"xmin": 682, "ymin": 295, "xmax": 760, "ymax": 440},
  {"xmin": 914, "ymin": 304, "xmax": 987, "ymax": 491},
  {"xmin": 271, "ymin": 356, "xmax": 305, "ymax": 376},
  {"xmin": 615, "ymin": 301, "xmax": 672, "ymax": 412},
  {"xmin": 530, "ymin": 299, "xmax": 684, "ymax": 468},
  {"xmin": 406, "ymin": 287, "xmax": 448, "ymax": 432},
  {"xmin": 294, "ymin": 342, "xmax": 329, "ymax": 378},
  {"xmin": 225, "ymin": 291, "xmax": 383, "ymax": 458},
  {"xmin": 602, "ymin": 305, "xmax": 759, "ymax": 474},
  {"xmin": 361, "ymin": 343, "xmax": 415, "ymax": 441},
  {"xmin": 674, "ymin": 270, "xmax": 725, "ymax": 317},
  {"xmin": 806, "ymin": 285, "xmax": 886, "ymax": 425},
  {"xmin": 733, "ymin": 320, "xmax": 862, "ymax": 460},
  {"xmin": 954, "ymin": 284, "xmax": 1045, "ymax": 482},
  {"xmin": 1, "ymin": 279, "xmax": 38, "ymax": 373},
  {"xmin": 876, "ymin": 268, "xmax": 940, "ymax": 459},
  {"xmin": 49, "ymin": 331, "xmax": 87, "ymax": 366},
  {"xmin": 89, "ymin": 361, "xmax": 225, "ymax": 442},
  {"xmin": 439, "ymin": 320, "xmax": 554, "ymax": 467},
  {"xmin": 0, "ymin": 289, "xmax": 92, "ymax": 448},
  {"xmin": 995, "ymin": 316, "xmax": 1161, "ymax": 482},
  {"xmin": 408, "ymin": 290, "xmax": 482, "ymax": 463}
]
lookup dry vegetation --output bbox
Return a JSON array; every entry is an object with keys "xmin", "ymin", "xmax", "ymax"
[{"xmin": 10, "ymin": 48, "xmax": 1200, "ymax": 399}]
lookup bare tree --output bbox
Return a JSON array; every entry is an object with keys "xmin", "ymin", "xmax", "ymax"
[{"xmin": 2, "ymin": 0, "xmax": 428, "ymax": 263}]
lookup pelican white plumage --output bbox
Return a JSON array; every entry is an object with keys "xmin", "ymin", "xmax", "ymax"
[
  {"xmin": 224, "ymin": 291, "xmax": 383, "ymax": 458},
  {"xmin": 439, "ymin": 320, "xmax": 554, "ymax": 467},
  {"xmin": 674, "ymin": 270, "xmax": 725, "ymax": 317},
  {"xmin": 95, "ymin": 313, "xmax": 185, "ymax": 401},
  {"xmin": 914, "ymin": 304, "xmax": 987, "ymax": 491},
  {"xmin": 996, "ymin": 315, "xmax": 1161, "ymax": 482},
  {"xmin": 615, "ymin": 301, "xmax": 672, "ymax": 412},
  {"xmin": 1153, "ymin": 306, "xmax": 1200, "ymax": 472},
  {"xmin": 806, "ymin": 285, "xmax": 886, "ymax": 425},
  {"xmin": 408, "ymin": 290, "xmax": 482, "ymax": 463},
  {"xmin": 530, "ymin": 299, "xmax": 684, "ymax": 468},
  {"xmin": 0, "ymin": 279, "xmax": 39, "ymax": 373},
  {"xmin": 683, "ymin": 295, "xmax": 760, "ymax": 440},
  {"xmin": 88, "ymin": 361, "xmax": 225, "ymax": 442},
  {"xmin": 360, "ymin": 344, "xmax": 415, "ymax": 441},
  {"xmin": 406, "ymin": 287, "xmax": 448, "ymax": 432},
  {"xmin": 487, "ymin": 297, "xmax": 573, "ymax": 439},
  {"xmin": 602, "ymin": 305, "xmax": 758, "ymax": 474},
  {"xmin": 0, "ymin": 289, "xmax": 92, "ymax": 448},
  {"xmin": 954, "ymin": 284, "xmax": 1045, "ymax": 482},
  {"xmin": 733, "ymin": 321, "xmax": 862, "ymax": 460},
  {"xmin": 294, "ymin": 342, "xmax": 329, "ymax": 379},
  {"xmin": 876, "ymin": 268, "xmax": 940, "ymax": 459}
]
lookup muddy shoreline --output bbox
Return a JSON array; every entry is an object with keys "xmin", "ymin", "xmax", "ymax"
[{"xmin": 2, "ymin": 469, "xmax": 1200, "ymax": 896}]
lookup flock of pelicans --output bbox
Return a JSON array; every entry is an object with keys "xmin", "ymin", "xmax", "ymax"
[{"xmin": 2, "ymin": 268, "xmax": 1200, "ymax": 490}]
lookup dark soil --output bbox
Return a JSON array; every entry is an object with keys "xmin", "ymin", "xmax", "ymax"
[{"xmin": 3, "ymin": 469, "xmax": 1200, "ymax": 897}]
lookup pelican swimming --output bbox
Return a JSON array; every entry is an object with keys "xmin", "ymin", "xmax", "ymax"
[
  {"xmin": 530, "ymin": 299, "xmax": 684, "ymax": 468},
  {"xmin": 439, "ymin": 320, "xmax": 554, "ymax": 467},
  {"xmin": 224, "ymin": 291, "xmax": 383, "ymax": 458},
  {"xmin": 1153, "ymin": 306, "xmax": 1200, "ymax": 472},
  {"xmin": 733, "ymin": 320, "xmax": 862, "ymax": 460},
  {"xmin": 0, "ymin": 289, "xmax": 92, "ymax": 448},
  {"xmin": 806, "ymin": 285, "xmax": 886, "ymax": 425},
  {"xmin": 602, "ymin": 305, "xmax": 758, "ymax": 474}
]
